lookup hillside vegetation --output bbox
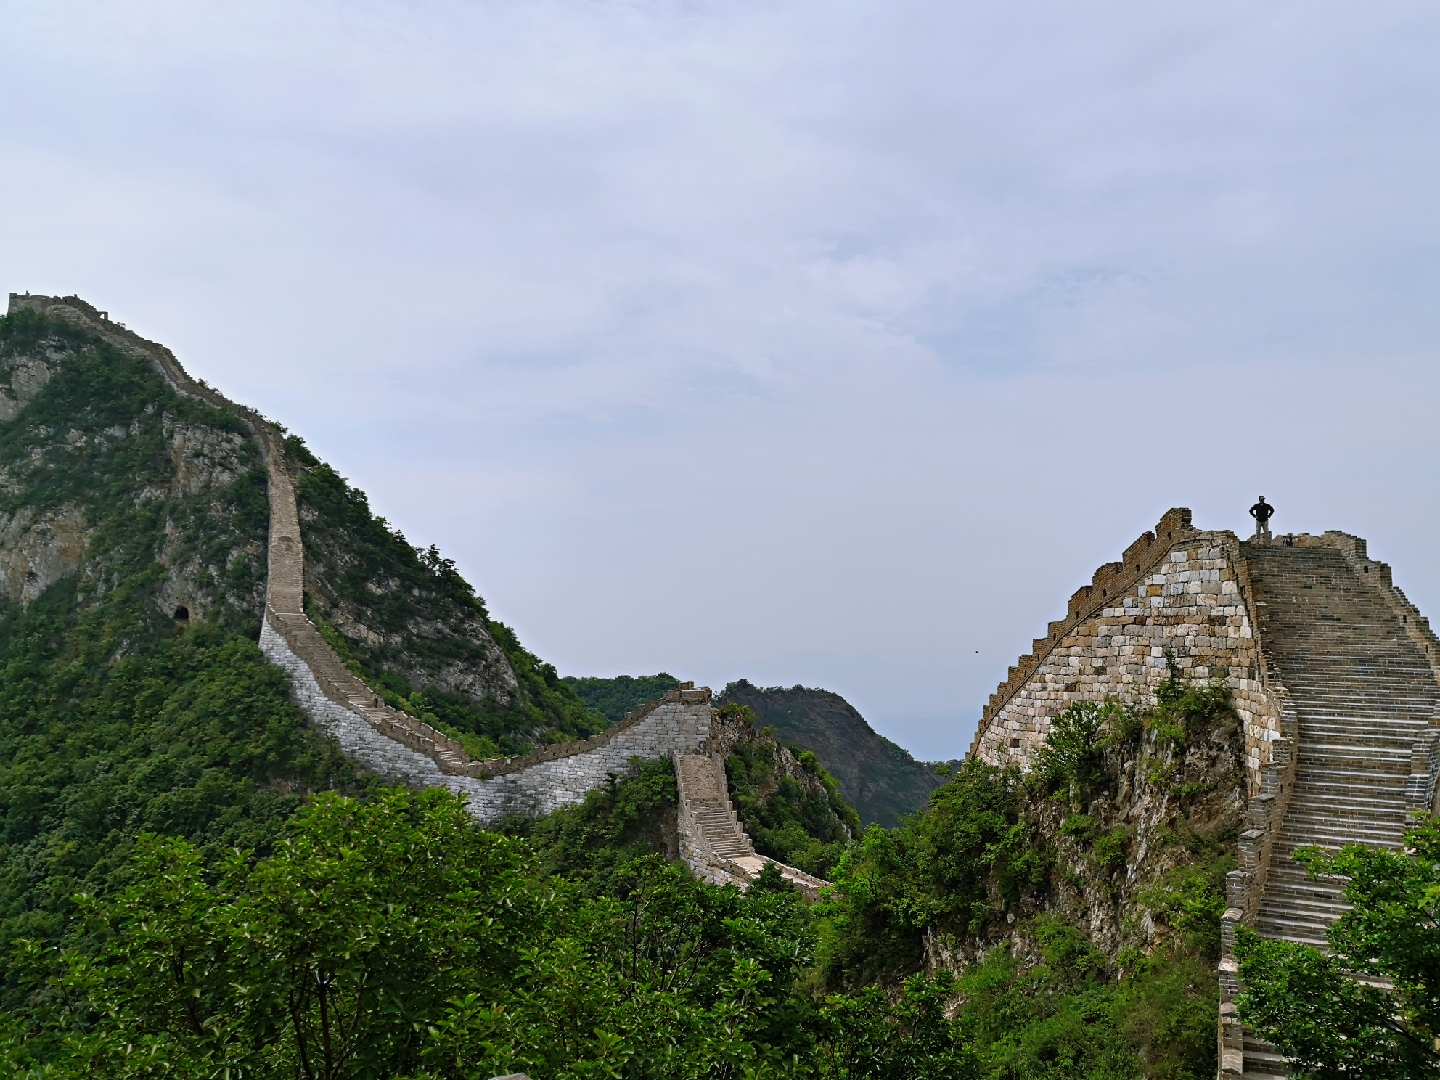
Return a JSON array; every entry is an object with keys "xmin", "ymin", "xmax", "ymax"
[
  {"xmin": 0, "ymin": 305, "xmax": 1284, "ymax": 1079},
  {"xmin": 717, "ymin": 680, "xmax": 947, "ymax": 826},
  {"xmin": 564, "ymin": 673, "xmax": 681, "ymax": 725},
  {"xmin": 0, "ymin": 310, "xmax": 355, "ymax": 1005}
]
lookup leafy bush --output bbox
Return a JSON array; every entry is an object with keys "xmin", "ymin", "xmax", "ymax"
[
  {"xmin": 1236, "ymin": 816, "xmax": 1440, "ymax": 1078},
  {"xmin": 1033, "ymin": 701, "xmax": 1118, "ymax": 799},
  {"xmin": 1149, "ymin": 656, "xmax": 1234, "ymax": 748},
  {"xmin": 1092, "ymin": 826, "xmax": 1130, "ymax": 873}
]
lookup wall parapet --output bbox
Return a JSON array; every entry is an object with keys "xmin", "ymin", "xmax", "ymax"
[
  {"xmin": 467, "ymin": 685, "xmax": 713, "ymax": 778},
  {"xmin": 968, "ymin": 508, "xmax": 1198, "ymax": 759}
]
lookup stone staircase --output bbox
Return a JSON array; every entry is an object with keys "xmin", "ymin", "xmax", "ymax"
[
  {"xmin": 676, "ymin": 754, "xmax": 758, "ymax": 862},
  {"xmin": 674, "ymin": 753, "xmax": 830, "ymax": 898},
  {"xmin": 1236, "ymin": 540, "xmax": 1440, "ymax": 1077}
]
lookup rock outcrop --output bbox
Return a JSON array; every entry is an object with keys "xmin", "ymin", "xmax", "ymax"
[{"xmin": 716, "ymin": 680, "xmax": 945, "ymax": 827}]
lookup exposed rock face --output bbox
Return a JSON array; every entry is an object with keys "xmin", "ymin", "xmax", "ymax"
[
  {"xmin": 0, "ymin": 351, "xmax": 58, "ymax": 421},
  {"xmin": 0, "ymin": 299, "xmax": 270, "ymax": 627},
  {"xmin": 930, "ymin": 707, "xmax": 1245, "ymax": 973},
  {"xmin": 0, "ymin": 504, "xmax": 88, "ymax": 605}
]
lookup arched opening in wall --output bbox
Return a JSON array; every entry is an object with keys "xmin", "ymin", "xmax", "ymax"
[{"xmin": 173, "ymin": 606, "xmax": 189, "ymax": 622}]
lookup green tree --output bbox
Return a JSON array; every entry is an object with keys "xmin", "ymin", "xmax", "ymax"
[
  {"xmin": 1236, "ymin": 816, "xmax": 1440, "ymax": 1078},
  {"xmin": 52, "ymin": 788, "xmax": 540, "ymax": 1080}
]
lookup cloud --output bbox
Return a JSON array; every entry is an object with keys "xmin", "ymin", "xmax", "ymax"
[{"xmin": 2, "ymin": 0, "xmax": 1438, "ymax": 755}]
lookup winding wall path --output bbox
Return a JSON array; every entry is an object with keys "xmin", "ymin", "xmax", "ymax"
[{"xmin": 6, "ymin": 293, "xmax": 822, "ymax": 889}]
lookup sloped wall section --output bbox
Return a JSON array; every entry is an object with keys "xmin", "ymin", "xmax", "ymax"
[{"xmin": 970, "ymin": 509, "xmax": 1286, "ymax": 792}]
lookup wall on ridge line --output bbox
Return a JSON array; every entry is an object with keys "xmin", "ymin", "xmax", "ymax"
[
  {"xmin": 262, "ymin": 611, "xmax": 712, "ymax": 821},
  {"xmin": 9, "ymin": 292, "xmax": 718, "ymax": 821},
  {"xmin": 6, "ymin": 293, "xmax": 282, "ymax": 463},
  {"xmin": 972, "ymin": 531, "xmax": 1285, "ymax": 792}
]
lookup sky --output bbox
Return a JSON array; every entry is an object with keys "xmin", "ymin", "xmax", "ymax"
[{"xmin": 2, "ymin": 1, "xmax": 1438, "ymax": 759}]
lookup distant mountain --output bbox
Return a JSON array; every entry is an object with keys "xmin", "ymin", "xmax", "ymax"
[{"xmin": 715, "ymin": 680, "xmax": 946, "ymax": 828}]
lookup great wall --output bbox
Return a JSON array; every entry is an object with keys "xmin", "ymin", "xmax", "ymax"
[
  {"xmin": 11, "ymin": 294, "xmax": 1438, "ymax": 1075},
  {"xmin": 970, "ymin": 507, "xmax": 1440, "ymax": 1080},
  {"xmin": 4, "ymin": 293, "xmax": 826, "ymax": 898}
]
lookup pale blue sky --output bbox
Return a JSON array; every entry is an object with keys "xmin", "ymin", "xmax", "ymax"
[{"xmin": 3, "ymin": 1, "xmax": 1438, "ymax": 757}]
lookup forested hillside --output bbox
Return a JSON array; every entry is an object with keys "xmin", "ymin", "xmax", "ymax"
[
  {"xmin": 717, "ymin": 680, "xmax": 946, "ymax": 826},
  {"xmin": 0, "ymin": 309, "xmax": 356, "ymax": 1003},
  {"xmin": 0, "ymin": 307, "xmax": 604, "ymax": 1002},
  {"xmin": 0, "ymin": 304, "xmax": 1362, "ymax": 1080}
]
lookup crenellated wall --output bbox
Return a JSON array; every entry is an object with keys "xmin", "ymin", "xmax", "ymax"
[
  {"xmin": 964, "ymin": 509, "xmax": 1440, "ymax": 1080},
  {"xmin": 970, "ymin": 511, "xmax": 1287, "ymax": 794}
]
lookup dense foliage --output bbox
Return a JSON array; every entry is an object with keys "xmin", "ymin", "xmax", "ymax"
[
  {"xmin": 1236, "ymin": 816, "xmax": 1440, "ymax": 1078},
  {"xmin": 721, "ymin": 703, "xmax": 860, "ymax": 880},
  {"xmin": 563, "ymin": 673, "xmax": 682, "ymax": 725},
  {"xmin": 502, "ymin": 757, "xmax": 683, "ymax": 892},
  {"xmin": 0, "ymin": 787, "xmax": 969, "ymax": 1080}
]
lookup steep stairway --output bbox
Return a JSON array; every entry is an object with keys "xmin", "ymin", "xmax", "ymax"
[
  {"xmin": 1247, "ymin": 542, "xmax": 1438, "ymax": 948},
  {"xmin": 675, "ymin": 754, "xmax": 759, "ymax": 864},
  {"xmin": 674, "ymin": 753, "xmax": 830, "ymax": 897},
  {"xmin": 1240, "ymin": 542, "xmax": 1439, "ymax": 1078}
]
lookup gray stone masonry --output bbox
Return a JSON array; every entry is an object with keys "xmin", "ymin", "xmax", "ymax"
[
  {"xmin": 972, "ymin": 511, "xmax": 1286, "ymax": 794},
  {"xmin": 674, "ymin": 752, "xmax": 830, "ymax": 900},
  {"xmin": 963, "ymin": 509, "xmax": 1440, "ymax": 1080}
]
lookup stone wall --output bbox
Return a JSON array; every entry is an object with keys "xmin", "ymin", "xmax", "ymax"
[
  {"xmin": 260, "ymin": 609, "xmax": 715, "ymax": 822},
  {"xmin": 971, "ymin": 510, "xmax": 1287, "ymax": 794},
  {"xmin": 8, "ymin": 293, "xmax": 719, "ymax": 826}
]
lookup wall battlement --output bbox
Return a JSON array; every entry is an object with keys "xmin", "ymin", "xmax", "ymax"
[{"xmin": 969, "ymin": 509, "xmax": 1283, "ymax": 788}]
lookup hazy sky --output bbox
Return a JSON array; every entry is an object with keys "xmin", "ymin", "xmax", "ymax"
[{"xmin": 3, "ymin": 1, "xmax": 1438, "ymax": 758}]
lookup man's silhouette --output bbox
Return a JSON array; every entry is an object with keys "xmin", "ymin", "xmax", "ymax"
[{"xmin": 1250, "ymin": 496, "xmax": 1275, "ymax": 541}]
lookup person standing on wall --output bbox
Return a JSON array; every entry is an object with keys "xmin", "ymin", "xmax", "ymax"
[{"xmin": 1250, "ymin": 496, "xmax": 1276, "ymax": 542}]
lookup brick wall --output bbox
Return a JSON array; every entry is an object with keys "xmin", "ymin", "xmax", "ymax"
[{"xmin": 971, "ymin": 513, "xmax": 1286, "ymax": 794}]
